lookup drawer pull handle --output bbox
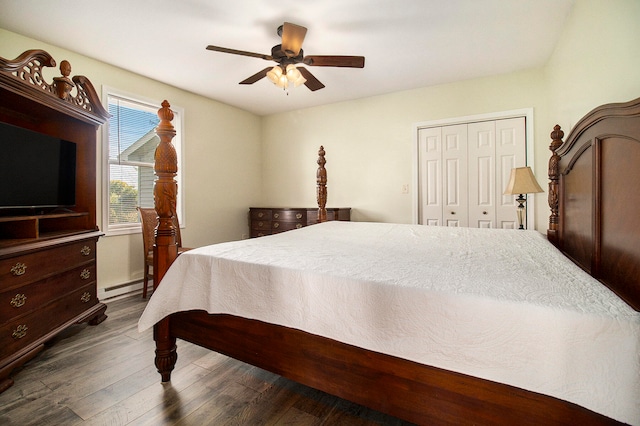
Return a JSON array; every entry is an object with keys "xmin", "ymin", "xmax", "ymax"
[
  {"xmin": 257, "ymin": 212, "xmax": 264, "ymax": 218},
  {"xmin": 12, "ymin": 324, "xmax": 28, "ymax": 339},
  {"xmin": 80, "ymin": 269, "xmax": 91, "ymax": 280},
  {"xmin": 258, "ymin": 221, "xmax": 264, "ymax": 227},
  {"xmin": 80, "ymin": 292, "xmax": 91, "ymax": 303},
  {"xmin": 80, "ymin": 246, "xmax": 91, "ymax": 256},
  {"xmin": 10, "ymin": 294, "xmax": 27, "ymax": 308},
  {"xmin": 296, "ymin": 213, "xmax": 302, "ymax": 219},
  {"xmin": 10, "ymin": 262, "xmax": 27, "ymax": 276},
  {"xmin": 296, "ymin": 224, "xmax": 303, "ymax": 229},
  {"xmin": 483, "ymin": 211, "xmax": 488, "ymax": 215},
  {"xmin": 274, "ymin": 213, "xmax": 279, "ymax": 219},
  {"xmin": 273, "ymin": 222, "xmax": 280, "ymax": 228},
  {"xmin": 450, "ymin": 211, "xmax": 456, "ymax": 215}
]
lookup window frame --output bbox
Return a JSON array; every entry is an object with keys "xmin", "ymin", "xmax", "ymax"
[{"xmin": 101, "ymin": 87, "xmax": 185, "ymax": 236}]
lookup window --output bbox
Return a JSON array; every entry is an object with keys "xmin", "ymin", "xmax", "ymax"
[{"xmin": 102, "ymin": 89, "xmax": 183, "ymax": 235}]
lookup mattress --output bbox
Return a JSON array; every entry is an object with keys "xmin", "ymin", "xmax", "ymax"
[{"xmin": 138, "ymin": 221, "xmax": 640, "ymax": 424}]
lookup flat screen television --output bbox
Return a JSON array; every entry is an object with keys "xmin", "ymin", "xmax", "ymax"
[{"xmin": 0, "ymin": 121, "xmax": 76, "ymax": 211}]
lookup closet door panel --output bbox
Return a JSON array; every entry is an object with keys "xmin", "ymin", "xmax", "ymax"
[
  {"xmin": 468, "ymin": 121, "xmax": 496, "ymax": 228},
  {"xmin": 418, "ymin": 127, "xmax": 443, "ymax": 226},
  {"xmin": 496, "ymin": 117, "xmax": 526, "ymax": 229},
  {"xmin": 442, "ymin": 125, "xmax": 468, "ymax": 227}
]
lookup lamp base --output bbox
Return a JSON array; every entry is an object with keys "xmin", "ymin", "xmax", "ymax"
[{"xmin": 516, "ymin": 194, "xmax": 526, "ymax": 230}]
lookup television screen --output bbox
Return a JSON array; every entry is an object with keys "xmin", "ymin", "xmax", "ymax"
[{"xmin": 0, "ymin": 121, "xmax": 76, "ymax": 210}]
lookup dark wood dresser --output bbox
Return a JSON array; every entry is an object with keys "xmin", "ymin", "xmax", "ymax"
[
  {"xmin": 0, "ymin": 49, "xmax": 109, "ymax": 392},
  {"xmin": 249, "ymin": 207, "xmax": 351, "ymax": 238}
]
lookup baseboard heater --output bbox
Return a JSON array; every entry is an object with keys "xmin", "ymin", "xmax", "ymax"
[{"xmin": 98, "ymin": 280, "xmax": 144, "ymax": 300}]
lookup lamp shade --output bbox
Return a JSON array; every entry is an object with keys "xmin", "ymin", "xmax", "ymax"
[{"xmin": 503, "ymin": 167, "xmax": 544, "ymax": 195}]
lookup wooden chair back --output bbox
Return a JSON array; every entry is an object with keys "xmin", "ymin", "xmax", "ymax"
[{"xmin": 137, "ymin": 207, "xmax": 185, "ymax": 298}]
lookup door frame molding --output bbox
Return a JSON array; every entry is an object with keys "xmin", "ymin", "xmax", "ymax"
[{"xmin": 412, "ymin": 108, "xmax": 535, "ymax": 226}]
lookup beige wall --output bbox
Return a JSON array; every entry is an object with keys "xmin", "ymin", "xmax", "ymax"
[
  {"xmin": 546, "ymin": 0, "xmax": 640, "ymax": 126},
  {"xmin": 0, "ymin": 29, "xmax": 263, "ymax": 291},
  {"xmin": 262, "ymin": 68, "xmax": 549, "ymax": 225},
  {"xmin": 262, "ymin": 0, "xmax": 640, "ymax": 231}
]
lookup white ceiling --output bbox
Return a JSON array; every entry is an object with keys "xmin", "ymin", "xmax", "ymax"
[{"xmin": 0, "ymin": 0, "xmax": 574, "ymax": 116}]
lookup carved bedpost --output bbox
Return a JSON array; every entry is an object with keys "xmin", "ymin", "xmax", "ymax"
[
  {"xmin": 317, "ymin": 146, "xmax": 328, "ymax": 223},
  {"xmin": 153, "ymin": 100, "xmax": 178, "ymax": 382},
  {"xmin": 547, "ymin": 125, "xmax": 564, "ymax": 245}
]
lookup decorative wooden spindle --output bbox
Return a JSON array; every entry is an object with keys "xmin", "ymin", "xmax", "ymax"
[
  {"xmin": 547, "ymin": 124, "xmax": 564, "ymax": 244},
  {"xmin": 317, "ymin": 146, "xmax": 327, "ymax": 223},
  {"xmin": 52, "ymin": 60, "xmax": 75, "ymax": 100},
  {"xmin": 153, "ymin": 100, "xmax": 178, "ymax": 382}
]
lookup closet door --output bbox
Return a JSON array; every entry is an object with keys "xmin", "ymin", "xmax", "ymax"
[
  {"xmin": 442, "ymin": 124, "xmax": 468, "ymax": 227},
  {"xmin": 418, "ymin": 127, "xmax": 443, "ymax": 226},
  {"xmin": 467, "ymin": 121, "xmax": 496, "ymax": 228},
  {"xmin": 418, "ymin": 117, "xmax": 526, "ymax": 228},
  {"xmin": 495, "ymin": 117, "xmax": 525, "ymax": 229},
  {"xmin": 418, "ymin": 124, "xmax": 468, "ymax": 227}
]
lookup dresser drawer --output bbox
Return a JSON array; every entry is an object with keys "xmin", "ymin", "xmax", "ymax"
[
  {"xmin": 271, "ymin": 210, "xmax": 306, "ymax": 222},
  {"xmin": 251, "ymin": 220, "xmax": 272, "ymax": 231},
  {"xmin": 250, "ymin": 230, "xmax": 271, "ymax": 238},
  {"xmin": 0, "ymin": 282, "xmax": 97, "ymax": 360},
  {"xmin": 248, "ymin": 207, "xmax": 351, "ymax": 238},
  {"xmin": 0, "ymin": 240, "xmax": 95, "ymax": 290},
  {"xmin": 272, "ymin": 221, "xmax": 305, "ymax": 233},
  {"xmin": 250, "ymin": 209, "xmax": 272, "ymax": 221},
  {"xmin": 0, "ymin": 264, "xmax": 96, "ymax": 323}
]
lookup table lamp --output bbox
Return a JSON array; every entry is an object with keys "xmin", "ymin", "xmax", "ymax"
[{"xmin": 503, "ymin": 167, "xmax": 544, "ymax": 230}]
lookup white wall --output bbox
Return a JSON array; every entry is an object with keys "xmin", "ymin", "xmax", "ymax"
[
  {"xmin": 261, "ymin": 0, "xmax": 640, "ymax": 231},
  {"xmin": 0, "ymin": 29, "xmax": 263, "ymax": 291}
]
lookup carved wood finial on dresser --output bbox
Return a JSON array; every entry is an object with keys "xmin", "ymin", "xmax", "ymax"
[
  {"xmin": 52, "ymin": 60, "xmax": 75, "ymax": 100},
  {"xmin": 547, "ymin": 124, "xmax": 564, "ymax": 244},
  {"xmin": 317, "ymin": 145, "xmax": 328, "ymax": 223},
  {"xmin": 0, "ymin": 49, "xmax": 109, "ymax": 123}
]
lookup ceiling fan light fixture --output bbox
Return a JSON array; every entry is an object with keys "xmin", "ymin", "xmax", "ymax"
[
  {"xmin": 293, "ymin": 75, "xmax": 307, "ymax": 87},
  {"xmin": 285, "ymin": 64, "xmax": 300, "ymax": 81},
  {"xmin": 207, "ymin": 22, "xmax": 364, "ymax": 92},
  {"xmin": 275, "ymin": 73, "xmax": 289, "ymax": 89},
  {"xmin": 266, "ymin": 66, "xmax": 282, "ymax": 84},
  {"xmin": 285, "ymin": 64, "xmax": 306, "ymax": 88}
]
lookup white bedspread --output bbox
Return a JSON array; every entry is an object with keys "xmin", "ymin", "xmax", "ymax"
[{"xmin": 138, "ymin": 221, "xmax": 640, "ymax": 424}]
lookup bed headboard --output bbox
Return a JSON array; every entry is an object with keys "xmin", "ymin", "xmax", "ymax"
[{"xmin": 547, "ymin": 96, "xmax": 640, "ymax": 311}]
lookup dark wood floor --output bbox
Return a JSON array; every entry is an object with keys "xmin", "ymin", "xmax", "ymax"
[{"xmin": 0, "ymin": 295, "xmax": 415, "ymax": 425}]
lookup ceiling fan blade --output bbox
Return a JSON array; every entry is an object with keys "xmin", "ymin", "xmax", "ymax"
[
  {"xmin": 281, "ymin": 22, "xmax": 307, "ymax": 57},
  {"xmin": 206, "ymin": 45, "xmax": 273, "ymax": 61},
  {"xmin": 239, "ymin": 67, "xmax": 273, "ymax": 85},
  {"xmin": 297, "ymin": 67, "xmax": 325, "ymax": 91},
  {"xmin": 303, "ymin": 55, "xmax": 365, "ymax": 68}
]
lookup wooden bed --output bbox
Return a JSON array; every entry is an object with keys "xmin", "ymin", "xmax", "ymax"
[{"xmin": 148, "ymin": 98, "xmax": 640, "ymax": 425}]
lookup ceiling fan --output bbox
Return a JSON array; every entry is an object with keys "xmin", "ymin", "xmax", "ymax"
[{"xmin": 206, "ymin": 22, "xmax": 365, "ymax": 91}]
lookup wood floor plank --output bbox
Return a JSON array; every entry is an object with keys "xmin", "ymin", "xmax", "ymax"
[
  {"xmin": 0, "ymin": 294, "xmax": 413, "ymax": 425},
  {"xmin": 84, "ymin": 362, "xmax": 214, "ymax": 425}
]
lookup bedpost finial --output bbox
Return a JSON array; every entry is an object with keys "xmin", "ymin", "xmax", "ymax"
[
  {"xmin": 158, "ymin": 100, "xmax": 175, "ymax": 123},
  {"xmin": 550, "ymin": 125, "xmax": 564, "ymax": 152}
]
